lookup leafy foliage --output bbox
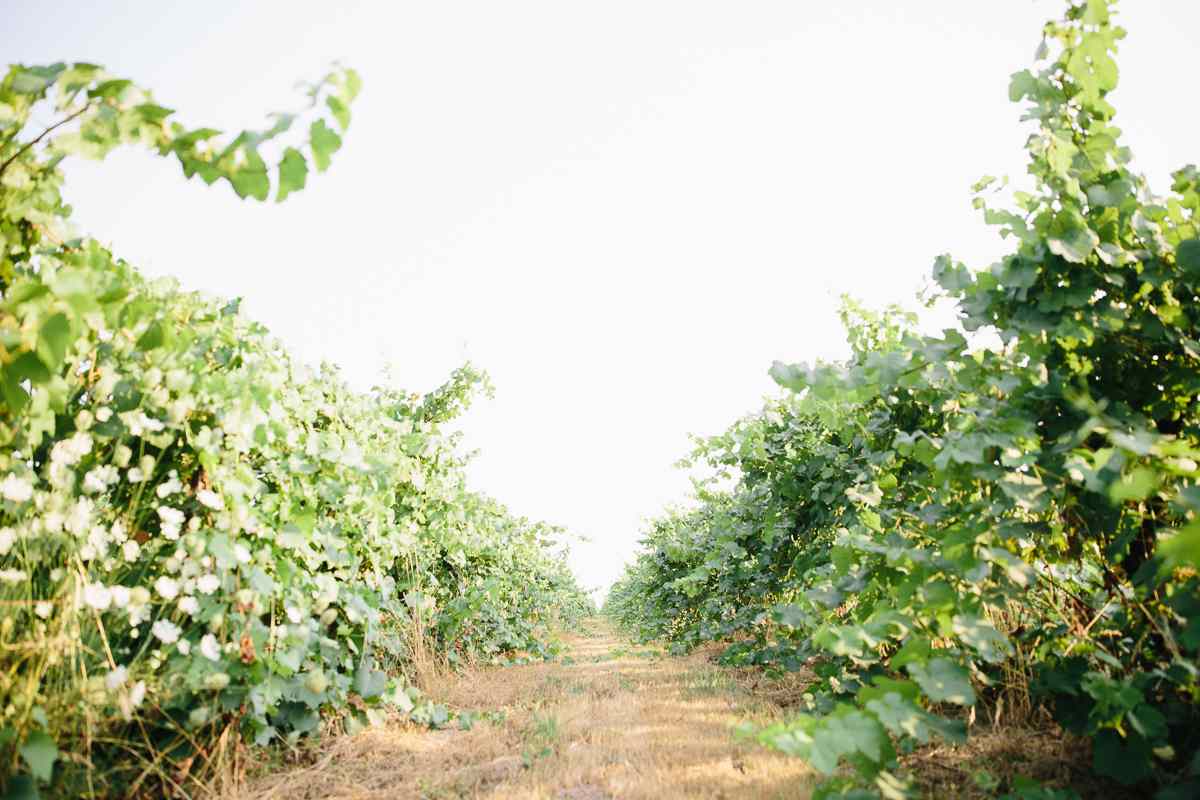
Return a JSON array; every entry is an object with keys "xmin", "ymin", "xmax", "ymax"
[
  {"xmin": 0, "ymin": 62, "xmax": 591, "ymax": 797},
  {"xmin": 608, "ymin": 2, "xmax": 1200, "ymax": 796}
]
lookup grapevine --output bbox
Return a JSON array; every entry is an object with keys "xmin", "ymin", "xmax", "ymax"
[
  {"xmin": 0, "ymin": 61, "xmax": 591, "ymax": 797},
  {"xmin": 609, "ymin": 2, "xmax": 1200, "ymax": 796}
]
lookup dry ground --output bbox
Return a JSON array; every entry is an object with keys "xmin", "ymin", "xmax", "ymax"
[{"xmin": 231, "ymin": 620, "xmax": 814, "ymax": 800}]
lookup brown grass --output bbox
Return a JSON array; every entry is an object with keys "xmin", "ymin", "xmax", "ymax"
[
  {"xmin": 225, "ymin": 621, "xmax": 1105, "ymax": 799},
  {"xmin": 228, "ymin": 620, "xmax": 814, "ymax": 799},
  {"xmin": 902, "ymin": 718, "xmax": 1109, "ymax": 799}
]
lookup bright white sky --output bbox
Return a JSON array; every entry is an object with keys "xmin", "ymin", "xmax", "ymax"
[{"xmin": 6, "ymin": 1, "xmax": 1199, "ymax": 599}]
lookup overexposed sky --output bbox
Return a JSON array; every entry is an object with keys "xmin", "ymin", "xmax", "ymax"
[{"xmin": 6, "ymin": 1, "xmax": 1199, "ymax": 597}]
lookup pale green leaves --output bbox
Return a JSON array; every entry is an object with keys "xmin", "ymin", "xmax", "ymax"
[
  {"xmin": 1108, "ymin": 466, "xmax": 1159, "ymax": 503},
  {"xmin": 844, "ymin": 482, "xmax": 883, "ymax": 507},
  {"xmin": 36, "ymin": 313, "xmax": 72, "ymax": 371},
  {"xmin": 932, "ymin": 254, "xmax": 972, "ymax": 293},
  {"xmin": 11, "ymin": 71, "xmax": 54, "ymax": 94},
  {"xmin": 951, "ymin": 614, "xmax": 1012, "ymax": 663},
  {"xmin": 20, "ymin": 730, "xmax": 59, "ymax": 783},
  {"xmin": 1047, "ymin": 213, "xmax": 1100, "ymax": 263},
  {"xmin": 9, "ymin": 66, "xmax": 60, "ymax": 95},
  {"xmin": 769, "ymin": 360, "xmax": 809, "ymax": 393},
  {"xmin": 6, "ymin": 61, "xmax": 359, "ymax": 205},
  {"xmin": 87, "ymin": 78, "xmax": 133, "ymax": 100},
  {"xmin": 219, "ymin": 69, "xmax": 353, "ymax": 198},
  {"xmin": 1008, "ymin": 69, "xmax": 1040, "ymax": 103},
  {"xmin": 340, "ymin": 68, "xmax": 363, "ymax": 103},
  {"xmin": 1176, "ymin": 238, "xmax": 1200, "ymax": 279},
  {"xmin": 1043, "ymin": 133, "xmax": 1079, "ymax": 182},
  {"xmin": 906, "ymin": 658, "xmax": 976, "ymax": 706},
  {"xmin": 863, "ymin": 692, "xmax": 966, "ymax": 745},
  {"xmin": 1067, "ymin": 31, "xmax": 1120, "ymax": 105},
  {"xmin": 134, "ymin": 102, "xmax": 174, "ymax": 124},
  {"xmin": 277, "ymin": 147, "xmax": 308, "ymax": 202},
  {"xmin": 810, "ymin": 711, "xmax": 889, "ymax": 773},
  {"xmin": 774, "ymin": 603, "xmax": 810, "ymax": 628},
  {"xmin": 1160, "ymin": 520, "xmax": 1200, "ymax": 571},
  {"xmin": 1083, "ymin": 0, "xmax": 1110, "ymax": 25},
  {"xmin": 230, "ymin": 147, "xmax": 270, "ymax": 201},
  {"xmin": 998, "ymin": 470, "xmax": 1048, "ymax": 512},
  {"xmin": 326, "ymin": 96, "xmax": 351, "ymax": 130},
  {"xmin": 761, "ymin": 709, "xmax": 892, "ymax": 775},
  {"xmin": 813, "ymin": 623, "xmax": 883, "ymax": 659},
  {"xmin": 354, "ymin": 648, "xmax": 389, "ymax": 699},
  {"xmin": 309, "ymin": 118, "xmax": 342, "ymax": 172}
]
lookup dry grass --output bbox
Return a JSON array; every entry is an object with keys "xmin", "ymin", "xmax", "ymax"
[
  {"xmin": 226, "ymin": 621, "xmax": 1104, "ymax": 799},
  {"xmin": 904, "ymin": 721, "xmax": 1107, "ymax": 799},
  {"xmin": 228, "ymin": 620, "xmax": 814, "ymax": 800}
]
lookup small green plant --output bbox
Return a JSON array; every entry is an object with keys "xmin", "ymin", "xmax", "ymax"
[{"xmin": 521, "ymin": 714, "xmax": 560, "ymax": 766}]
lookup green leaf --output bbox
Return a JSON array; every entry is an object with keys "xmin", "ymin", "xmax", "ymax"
[
  {"xmin": 907, "ymin": 658, "xmax": 976, "ymax": 706},
  {"xmin": 1083, "ymin": 0, "xmax": 1110, "ymax": 25},
  {"xmin": 309, "ymin": 119, "xmax": 342, "ymax": 172},
  {"xmin": 769, "ymin": 361, "xmax": 806, "ymax": 392},
  {"xmin": 275, "ymin": 646, "xmax": 302, "ymax": 673},
  {"xmin": 88, "ymin": 79, "xmax": 132, "ymax": 99},
  {"xmin": 864, "ymin": 692, "xmax": 935, "ymax": 743},
  {"xmin": 952, "ymin": 614, "xmax": 1012, "ymax": 664},
  {"xmin": 845, "ymin": 483, "xmax": 883, "ymax": 507},
  {"xmin": 9, "ymin": 351, "xmax": 51, "ymax": 384},
  {"xmin": 998, "ymin": 471, "xmax": 1048, "ymax": 512},
  {"xmin": 230, "ymin": 147, "xmax": 270, "ymax": 201},
  {"xmin": 1126, "ymin": 704, "xmax": 1167, "ymax": 742},
  {"xmin": 355, "ymin": 659, "xmax": 388, "ymax": 699},
  {"xmin": 890, "ymin": 636, "xmax": 931, "ymax": 669},
  {"xmin": 1109, "ymin": 467, "xmax": 1159, "ymax": 503},
  {"xmin": 1176, "ymin": 239, "xmax": 1200, "ymax": 278},
  {"xmin": 36, "ymin": 313, "xmax": 72, "ymax": 371},
  {"xmin": 387, "ymin": 683, "xmax": 415, "ymax": 713},
  {"xmin": 136, "ymin": 320, "xmax": 164, "ymax": 351},
  {"xmin": 10, "ymin": 68, "xmax": 56, "ymax": 94},
  {"xmin": 1092, "ymin": 729, "xmax": 1154, "ymax": 786},
  {"xmin": 809, "ymin": 710, "xmax": 891, "ymax": 774},
  {"xmin": 1008, "ymin": 70, "xmax": 1038, "ymax": 102},
  {"xmin": 1047, "ymin": 223, "xmax": 1099, "ymax": 264},
  {"xmin": 932, "ymin": 255, "xmax": 972, "ymax": 292},
  {"xmin": 135, "ymin": 103, "xmax": 175, "ymax": 123},
  {"xmin": 0, "ymin": 371, "xmax": 30, "ymax": 413},
  {"xmin": 326, "ymin": 96, "xmax": 351, "ymax": 131},
  {"xmin": 207, "ymin": 533, "xmax": 237, "ymax": 570},
  {"xmin": 924, "ymin": 715, "xmax": 967, "ymax": 746},
  {"xmin": 0, "ymin": 774, "xmax": 39, "ymax": 800},
  {"xmin": 277, "ymin": 147, "xmax": 308, "ymax": 203},
  {"xmin": 1161, "ymin": 521, "xmax": 1200, "ymax": 570},
  {"xmin": 342, "ymin": 68, "xmax": 363, "ymax": 102},
  {"xmin": 774, "ymin": 603, "xmax": 807, "ymax": 629},
  {"xmin": 858, "ymin": 677, "xmax": 920, "ymax": 704},
  {"xmin": 19, "ymin": 731, "xmax": 58, "ymax": 783}
]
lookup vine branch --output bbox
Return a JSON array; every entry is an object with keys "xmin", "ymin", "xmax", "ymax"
[{"xmin": 0, "ymin": 102, "xmax": 92, "ymax": 179}]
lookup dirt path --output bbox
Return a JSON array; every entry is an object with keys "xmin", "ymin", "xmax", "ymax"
[{"xmin": 235, "ymin": 620, "xmax": 813, "ymax": 799}]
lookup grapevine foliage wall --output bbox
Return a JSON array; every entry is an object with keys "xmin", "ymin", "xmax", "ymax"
[
  {"xmin": 0, "ymin": 63, "xmax": 591, "ymax": 797},
  {"xmin": 608, "ymin": 2, "xmax": 1200, "ymax": 797}
]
